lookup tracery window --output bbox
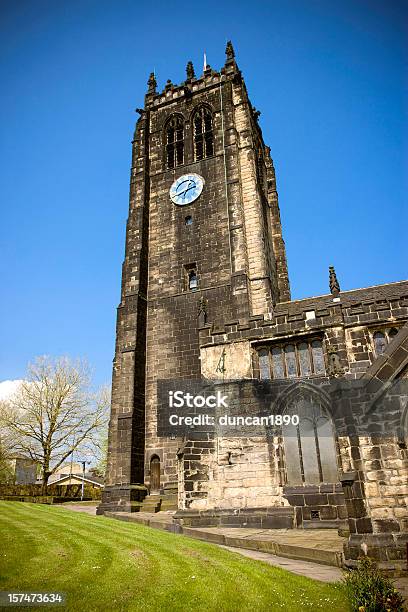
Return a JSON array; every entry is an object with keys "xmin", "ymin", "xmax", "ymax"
[
  {"xmin": 257, "ymin": 340, "xmax": 325, "ymax": 380},
  {"xmin": 283, "ymin": 392, "xmax": 338, "ymax": 484},
  {"xmin": 193, "ymin": 107, "xmax": 213, "ymax": 160},
  {"xmin": 166, "ymin": 116, "xmax": 184, "ymax": 169}
]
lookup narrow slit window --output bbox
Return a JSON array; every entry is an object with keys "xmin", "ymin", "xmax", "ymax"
[
  {"xmin": 272, "ymin": 347, "xmax": 285, "ymax": 379},
  {"xmin": 185, "ymin": 215, "xmax": 193, "ymax": 226},
  {"xmin": 258, "ymin": 349, "xmax": 271, "ymax": 380},
  {"xmin": 188, "ymin": 270, "xmax": 197, "ymax": 290},
  {"xmin": 298, "ymin": 342, "xmax": 311, "ymax": 376},
  {"xmin": 166, "ymin": 116, "xmax": 184, "ymax": 169},
  {"xmin": 284, "ymin": 345, "xmax": 297, "ymax": 377},
  {"xmin": 311, "ymin": 340, "xmax": 325, "ymax": 374},
  {"xmin": 194, "ymin": 107, "xmax": 213, "ymax": 161}
]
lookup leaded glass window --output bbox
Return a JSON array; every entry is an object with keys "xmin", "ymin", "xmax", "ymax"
[
  {"xmin": 298, "ymin": 342, "xmax": 311, "ymax": 376},
  {"xmin": 373, "ymin": 331, "xmax": 387, "ymax": 356},
  {"xmin": 311, "ymin": 340, "xmax": 325, "ymax": 374},
  {"xmin": 259, "ymin": 349, "xmax": 271, "ymax": 380},
  {"xmin": 283, "ymin": 393, "xmax": 338, "ymax": 485},
  {"xmin": 257, "ymin": 339, "xmax": 326, "ymax": 379},
  {"xmin": 284, "ymin": 345, "xmax": 297, "ymax": 377},
  {"xmin": 272, "ymin": 347, "xmax": 285, "ymax": 379}
]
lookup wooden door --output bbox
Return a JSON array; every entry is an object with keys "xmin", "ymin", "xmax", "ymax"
[{"xmin": 150, "ymin": 456, "xmax": 160, "ymax": 493}]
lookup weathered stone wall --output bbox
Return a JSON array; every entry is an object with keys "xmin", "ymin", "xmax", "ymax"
[
  {"xmin": 283, "ymin": 483, "xmax": 347, "ymax": 528},
  {"xmin": 102, "ymin": 112, "xmax": 150, "ymax": 507},
  {"xmin": 184, "ymin": 435, "xmax": 283, "ymax": 511}
]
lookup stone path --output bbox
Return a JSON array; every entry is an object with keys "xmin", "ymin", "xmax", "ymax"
[
  {"xmin": 61, "ymin": 502, "xmax": 98, "ymax": 515},
  {"xmin": 187, "ymin": 526, "xmax": 344, "ymax": 566},
  {"xmin": 220, "ymin": 545, "xmax": 342, "ymax": 582}
]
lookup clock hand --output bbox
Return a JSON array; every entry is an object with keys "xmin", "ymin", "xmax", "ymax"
[
  {"xmin": 182, "ymin": 183, "xmax": 196, "ymax": 198},
  {"xmin": 177, "ymin": 181, "xmax": 192, "ymax": 197},
  {"xmin": 178, "ymin": 182, "xmax": 195, "ymax": 200}
]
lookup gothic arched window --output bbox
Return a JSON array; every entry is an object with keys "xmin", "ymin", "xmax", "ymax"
[
  {"xmin": 373, "ymin": 331, "xmax": 387, "ymax": 357},
  {"xmin": 166, "ymin": 116, "xmax": 184, "ymax": 169},
  {"xmin": 283, "ymin": 392, "xmax": 338, "ymax": 485},
  {"xmin": 193, "ymin": 107, "xmax": 213, "ymax": 160}
]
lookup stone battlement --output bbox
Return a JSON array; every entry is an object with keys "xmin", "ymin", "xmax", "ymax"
[{"xmin": 199, "ymin": 280, "xmax": 408, "ymax": 347}]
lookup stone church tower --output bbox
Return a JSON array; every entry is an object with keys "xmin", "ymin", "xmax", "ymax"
[
  {"xmin": 100, "ymin": 43, "xmax": 290, "ymax": 508},
  {"xmin": 99, "ymin": 43, "xmax": 408, "ymax": 576}
]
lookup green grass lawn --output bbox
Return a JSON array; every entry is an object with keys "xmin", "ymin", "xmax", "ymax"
[{"xmin": 0, "ymin": 502, "xmax": 348, "ymax": 611}]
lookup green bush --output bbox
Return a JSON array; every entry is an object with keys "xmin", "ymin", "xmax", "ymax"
[{"xmin": 343, "ymin": 557, "xmax": 405, "ymax": 611}]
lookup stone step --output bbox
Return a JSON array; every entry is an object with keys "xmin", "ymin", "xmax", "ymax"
[
  {"xmin": 140, "ymin": 493, "xmax": 178, "ymax": 513},
  {"xmin": 140, "ymin": 499, "xmax": 161, "ymax": 510},
  {"xmin": 129, "ymin": 501, "xmax": 143, "ymax": 512},
  {"xmin": 104, "ymin": 511, "xmax": 344, "ymax": 568},
  {"xmin": 141, "ymin": 504, "xmax": 161, "ymax": 512},
  {"xmin": 160, "ymin": 494, "xmax": 178, "ymax": 502},
  {"xmin": 173, "ymin": 507, "xmax": 295, "ymax": 529}
]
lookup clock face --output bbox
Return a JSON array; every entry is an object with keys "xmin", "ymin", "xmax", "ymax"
[{"xmin": 169, "ymin": 173, "xmax": 204, "ymax": 206}]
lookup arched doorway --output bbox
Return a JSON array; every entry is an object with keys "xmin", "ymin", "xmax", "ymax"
[{"xmin": 150, "ymin": 455, "xmax": 160, "ymax": 494}]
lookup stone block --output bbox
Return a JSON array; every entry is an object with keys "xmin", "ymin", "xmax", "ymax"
[
  {"xmin": 372, "ymin": 519, "xmax": 401, "ymax": 533},
  {"xmin": 304, "ymin": 494, "xmax": 328, "ymax": 506}
]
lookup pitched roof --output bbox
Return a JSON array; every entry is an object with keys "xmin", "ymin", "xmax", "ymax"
[{"xmin": 50, "ymin": 473, "xmax": 104, "ymax": 487}]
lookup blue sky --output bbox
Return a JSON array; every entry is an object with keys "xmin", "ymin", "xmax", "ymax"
[{"xmin": 1, "ymin": 0, "xmax": 407, "ymax": 388}]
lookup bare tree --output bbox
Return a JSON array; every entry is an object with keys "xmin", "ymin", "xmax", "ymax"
[{"xmin": 1, "ymin": 357, "xmax": 109, "ymax": 491}]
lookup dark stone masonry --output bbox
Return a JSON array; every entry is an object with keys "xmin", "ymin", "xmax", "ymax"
[{"xmin": 98, "ymin": 43, "xmax": 408, "ymax": 575}]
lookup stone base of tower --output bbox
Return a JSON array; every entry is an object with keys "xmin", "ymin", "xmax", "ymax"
[
  {"xmin": 97, "ymin": 484, "xmax": 147, "ymax": 515},
  {"xmin": 344, "ymin": 533, "xmax": 408, "ymax": 577}
]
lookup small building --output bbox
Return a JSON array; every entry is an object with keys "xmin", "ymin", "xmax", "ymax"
[{"xmin": 51, "ymin": 473, "xmax": 104, "ymax": 489}]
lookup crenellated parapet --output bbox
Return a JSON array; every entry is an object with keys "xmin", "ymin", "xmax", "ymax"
[{"xmin": 198, "ymin": 281, "xmax": 408, "ymax": 380}]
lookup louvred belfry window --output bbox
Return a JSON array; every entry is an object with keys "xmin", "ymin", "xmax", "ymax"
[
  {"xmin": 166, "ymin": 116, "xmax": 184, "ymax": 169},
  {"xmin": 193, "ymin": 107, "xmax": 214, "ymax": 161}
]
